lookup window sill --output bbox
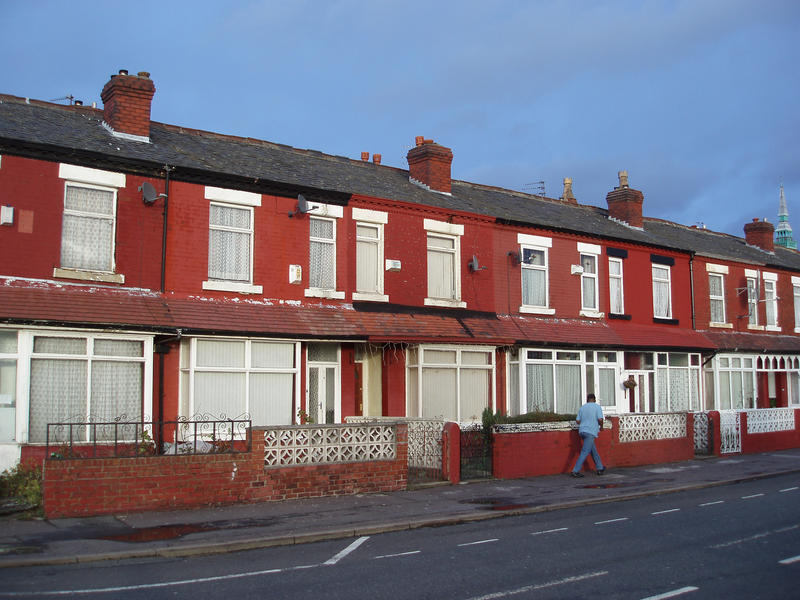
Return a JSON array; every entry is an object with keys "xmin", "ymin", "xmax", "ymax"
[
  {"xmin": 579, "ymin": 310, "xmax": 604, "ymax": 319},
  {"xmin": 424, "ymin": 298, "xmax": 467, "ymax": 309},
  {"xmin": 352, "ymin": 292, "xmax": 389, "ymax": 302},
  {"xmin": 747, "ymin": 324, "xmax": 765, "ymax": 331},
  {"xmin": 305, "ymin": 289, "xmax": 345, "ymax": 299},
  {"xmin": 709, "ymin": 322, "xmax": 733, "ymax": 329},
  {"xmin": 765, "ymin": 325, "xmax": 782, "ymax": 332},
  {"xmin": 203, "ymin": 280, "xmax": 263, "ymax": 294},
  {"xmin": 653, "ymin": 317, "xmax": 679, "ymax": 325},
  {"xmin": 53, "ymin": 267, "xmax": 124, "ymax": 284},
  {"xmin": 519, "ymin": 306, "xmax": 555, "ymax": 315}
]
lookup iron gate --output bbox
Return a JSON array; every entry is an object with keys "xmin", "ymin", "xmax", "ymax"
[
  {"xmin": 460, "ymin": 425, "xmax": 493, "ymax": 480},
  {"xmin": 407, "ymin": 419, "xmax": 445, "ymax": 485}
]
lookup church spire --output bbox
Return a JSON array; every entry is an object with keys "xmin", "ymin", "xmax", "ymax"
[{"xmin": 775, "ymin": 184, "xmax": 797, "ymax": 249}]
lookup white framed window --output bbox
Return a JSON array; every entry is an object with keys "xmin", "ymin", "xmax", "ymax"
[
  {"xmin": 406, "ymin": 345, "xmax": 494, "ymax": 422},
  {"xmin": 203, "ymin": 187, "xmax": 262, "ymax": 294},
  {"xmin": 707, "ymin": 355, "xmax": 756, "ymax": 410},
  {"xmin": 424, "ymin": 219, "xmax": 465, "ymax": 308},
  {"xmin": 519, "ymin": 233, "xmax": 553, "ymax": 314},
  {"xmin": 608, "ymin": 257, "xmax": 624, "ymax": 315},
  {"xmin": 310, "ymin": 216, "xmax": 337, "ymax": 288},
  {"xmin": 792, "ymin": 277, "xmax": 800, "ymax": 333},
  {"xmin": 508, "ymin": 348, "xmax": 622, "ymax": 416},
  {"xmin": 578, "ymin": 243, "xmax": 601, "ymax": 317},
  {"xmin": 55, "ymin": 164, "xmax": 126, "ymax": 283},
  {"xmin": 353, "ymin": 207, "xmax": 388, "ymax": 302},
  {"xmin": 652, "ymin": 264, "xmax": 672, "ymax": 319},
  {"xmin": 18, "ymin": 330, "xmax": 153, "ymax": 444},
  {"xmin": 0, "ymin": 330, "xmax": 18, "ymax": 443},
  {"xmin": 708, "ymin": 273, "xmax": 726, "ymax": 325},
  {"xmin": 181, "ymin": 337, "xmax": 300, "ymax": 426},
  {"xmin": 763, "ymin": 273, "xmax": 779, "ymax": 330},
  {"xmin": 746, "ymin": 273, "xmax": 760, "ymax": 328},
  {"xmin": 655, "ymin": 352, "xmax": 701, "ymax": 412}
]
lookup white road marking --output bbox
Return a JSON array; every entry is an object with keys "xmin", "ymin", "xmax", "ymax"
[
  {"xmin": 463, "ymin": 570, "xmax": 608, "ymax": 600},
  {"xmin": 595, "ymin": 517, "xmax": 629, "ymax": 525},
  {"xmin": 640, "ymin": 586, "xmax": 699, "ymax": 599},
  {"xmin": 324, "ymin": 536, "xmax": 370, "ymax": 565},
  {"xmin": 651, "ymin": 509, "xmax": 680, "ymax": 515},
  {"xmin": 699, "ymin": 500, "xmax": 724, "ymax": 506},
  {"xmin": 531, "ymin": 527, "xmax": 568, "ymax": 536},
  {"xmin": 0, "ymin": 568, "xmax": 285, "ymax": 596},
  {"xmin": 775, "ymin": 524, "xmax": 800, "ymax": 533},
  {"xmin": 741, "ymin": 493, "xmax": 764, "ymax": 499},
  {"xmin": 779, "ymin": 554, "xmax": 800, "ymax": 565},
  {"xmin": 711, "ymin": 531, "xmax": 771, "ymax": 549},
  {"xmin": 779, "ymin": 487, "xmax": 799, "ymax": 492},
  {"xmin": 458, "ymin": 538, "xmax": 499, "ymax": 547},
  {"xmin": 373, "ymin": 550, "xmax": 421, "ymax": 559}
]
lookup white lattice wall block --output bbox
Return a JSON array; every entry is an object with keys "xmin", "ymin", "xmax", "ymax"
[
  {"xmin": 618, "ymin": 413, "xmax": 687, "ymax": 443},
  {"xmin": 262, "ymin": 423, "xmax": 396, "ymax": 467}
]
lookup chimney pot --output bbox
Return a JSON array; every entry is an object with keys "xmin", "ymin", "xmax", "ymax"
[
  {"xmin": 415, "ymin": 135, "xmax": 425, "ymax": 147},
  {"xmin": 560, "ymin": 177, "xmax": 576, "ymax": 203},
  {"xmin": 119, "ymin": 69, "xmax": 129, "ymax": 75},
  {"xmin": 74, "ymin": 100, "xmax": 83, "ymax": 106},
  {"xmin": 137, "ymin": 71, "xmax": 150, "ymax": 78},
  {"xmin": 373, "ymin": 154, "xmax": 381, "ymax": 165},
  {"xmin": 361, "ymin": 152, "xmax": 369, "ymax": 161},
  {"xmin": 606, "ymin": 172, "xmax": 643, "ymax": 228}
]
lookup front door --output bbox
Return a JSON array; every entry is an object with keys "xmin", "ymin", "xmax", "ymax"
[
  {"xmin": 307, "ymin": 343, "xmax": 339, "ymax": 424},
  {"xmin": 629, "ymin": 370, "xmax": 655, "ymax": 413}
]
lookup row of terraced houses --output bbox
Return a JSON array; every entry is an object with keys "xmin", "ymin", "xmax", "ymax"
[{"xmin": 1, "ymin": 69, "xmax": 799, "ymax": 471}]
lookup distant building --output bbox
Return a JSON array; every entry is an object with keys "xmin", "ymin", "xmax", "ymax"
[{"xmin": 776, "ymin": 184, "xmax": 797, "ymax": 249}]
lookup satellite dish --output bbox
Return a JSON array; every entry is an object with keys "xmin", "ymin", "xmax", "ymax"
[
  {"xmin": 139, "ymin": 181, "xmax": 166, "ymax": 205},
  {"xmin": 289, "ymin": 193, "xmax": 318, "ymax": 217}
]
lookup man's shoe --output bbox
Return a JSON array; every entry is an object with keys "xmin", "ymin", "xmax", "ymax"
[
  {"xmin": 570, "ymin": 471, "xmax": 584, "ymax": 478},
  {"xmin": 596, "ymin": 468, "xmax": 606, "ymax": 475}
]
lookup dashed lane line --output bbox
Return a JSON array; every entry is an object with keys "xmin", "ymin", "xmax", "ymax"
[
  {"xmin": 741, "ymin": 493, "xmax": 765, "ymax": 499},
  {"xmin": 779, "ymin": 487, "xmax": 799, "ymax": 493},
  {"xmin": 463, "ymin": 570, "xmax": 608, "ymax": 600},
  {"xmin": 595, "ymin": 517, "xmax": 629, "ymax": 525},
  {"xmin": 651, "ymin": 509, "xmax": 680, "ymax": 515},
  {"xmin": 779, "ymin": 554, "xmax": 800, "ymax": 565},
  {"xmin": 458, "ymin": 539, "xmax": 499, "ymax": 547},
  {"xmin": 640, "ymin": 586, "xmax": 699, "ymax": 599},
  {"xmin": 699, "ymin": 500, "xmax": 724, "ymax": 506},
  {"xmin": 531, "ymin": 527, "xmax": 568, "ymax": 536},
  {"xmin": 372, "ymin": 550, "xmax": 421, "ymax": 560}
]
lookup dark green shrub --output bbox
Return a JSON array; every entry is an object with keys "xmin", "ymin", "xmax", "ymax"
[{"xmin": 0, "ymin": 464, "xmax": 42, "ymax": 508}]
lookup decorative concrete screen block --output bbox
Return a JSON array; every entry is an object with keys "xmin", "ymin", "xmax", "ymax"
[
  {"xmin": 693, "ymin": 411, "xmax": 710, "ymax": 454},
  {"xmin": 494, "ymin": 421, "xmax": 578, "ymax": 433},
  {"xmin": 618, "ymin": 413, "xmax": 687, "ymax": 443},
  {"xmin": 263, "ymin": 423, "xmax": 396, "ymax": 467},
  {"xmin": 746, "ymin": 408, "xmax": 795, "ymax": 434},
  {"xmin": 719, "ymin": 410, "xmax": 742, "ymax": 454}
]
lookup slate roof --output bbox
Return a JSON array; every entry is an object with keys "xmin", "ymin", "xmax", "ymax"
[{"xmin": 4, "ymin": 92, "xmax": 790, "ymax": 262}]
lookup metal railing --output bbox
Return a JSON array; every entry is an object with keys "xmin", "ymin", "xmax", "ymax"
[{"xmin": 46, "ymin": 414, "xmax": 252, "ymax": 459}]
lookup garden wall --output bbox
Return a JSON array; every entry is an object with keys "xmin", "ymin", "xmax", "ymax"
[{"xmin": 43, "ymin": 423, "xmax": 408, "ymax": 518}]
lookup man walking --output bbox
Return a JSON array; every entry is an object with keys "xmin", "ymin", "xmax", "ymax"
[{"xmin": 571, "ymin": 393, "xmax": 605, "ymax": 477}]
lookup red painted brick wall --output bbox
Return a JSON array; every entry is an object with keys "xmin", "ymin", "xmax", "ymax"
[
  {"xmin": 740, "ymin": 410, "xmax": 800, "ymax": 454},
  {"xmin": 491, "ymin": 416, "xmax": 694, "ymax": 479},
  {"xmin": 42, "ymin": 424, "xmax": 408, "ymax": 518}
]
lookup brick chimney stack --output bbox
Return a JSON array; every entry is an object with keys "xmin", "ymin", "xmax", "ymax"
[
  {"xmin": 101, "ymin": 70, "xmax": 155, "ymax": 139},
  {"xmin": 744, "ymin": 218, "xmax": 775, "ymax": 252},
  {"xmin": 407, "ymin": 136, "xmax": 453, "ymax": 194},
  {"xmin": 606, "ymin": 170, "xmax": 644, "ymax": 228}
]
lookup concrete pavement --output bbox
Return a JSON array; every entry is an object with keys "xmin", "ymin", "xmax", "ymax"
[{"xmin": 2, "ymin": 449, "xmax": 800, "ymax": 568}]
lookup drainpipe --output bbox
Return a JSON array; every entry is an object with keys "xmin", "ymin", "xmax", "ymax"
[
  {"xmin": 689, "ymin": 252, "xmax": 696, "ymax": 330},
  {"xmin": 155, "ymin": 329, "xmax": 182, "ymax": 453},
  {"xmin": 160, "ymin": 165, "xmax": 174, "ymax": 293}
]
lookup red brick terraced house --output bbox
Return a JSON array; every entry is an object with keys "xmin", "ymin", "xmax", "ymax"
[{"xmin": 0, "ymin": 70, "xmax": 799, "ymax": 470}]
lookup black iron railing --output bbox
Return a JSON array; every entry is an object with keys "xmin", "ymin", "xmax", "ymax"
[{"xmin": 46, "ymin": 414, "xmax": 251, "ymax": 459}]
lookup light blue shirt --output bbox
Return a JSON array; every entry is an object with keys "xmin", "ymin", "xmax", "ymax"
[{"xmin": 576, "ymin": 401, "xmax": 604, "ymax": 438}]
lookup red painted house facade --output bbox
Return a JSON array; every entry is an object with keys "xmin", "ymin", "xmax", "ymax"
[{"xmin": 0, "ymin": 70, "xmax": 798, "ymax": 469}]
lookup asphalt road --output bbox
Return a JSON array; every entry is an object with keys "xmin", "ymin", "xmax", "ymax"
[{"xmin": 1, "ymin": 473, "xmax": 798, "ymax": 599}]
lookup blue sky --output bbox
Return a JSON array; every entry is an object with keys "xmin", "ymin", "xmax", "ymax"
[{"xmin": 2, "ymin": 0, "xmax": 798, "ymax": 237}]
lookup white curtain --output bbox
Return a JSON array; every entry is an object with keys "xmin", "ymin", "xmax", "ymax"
[
  {"xmin": 92, "ymin": 361, "xmax": 143, "ymax": 439},
  {"xmin": 526, "ymin": 364, "xmax": 554, "ymax": 412},
  {"xmin": 29, "ymin": 359, "xmax": 86, "ymax": 443},
  {"xmin": 422, "ymin": 367, "xmax": 457, "ymax": 420},
  {"xmin": 556, "ymin": 364, "xmax": 582, "ymax": 414},
  {"xmin": 597, "ymin": 367, "xmax": 616, "ymax": 408},
  {"xmin": 250, "ymin": 373, "xmax": 293, "ymax": 425},
  {"xmin": 194, "ymin": 372, "xmax": 246, "ymax": 418},
  {"xmin": 62, "ymin": 186, "xmax": 114, "ymax": 272},
  {"xmin": 460, "ymin": 369, "xmax": 489, "ymax": 422},
  {"xmin": 208, "ymin": 205, "xmax": 251, "ymax": 281},
  {"xmin": 709, "ymin": 275, "xmax": 725, "ymax": 323},
  {"xmin": 669, "ymin": 369, "xmax": 690, "ymax": 411},
  {"xmin": 310, "ymin": 218, "xmax": 336, "ymax": 289},
  {"xmin": 356, "ymin": 224, "xmax": 380, "ymax": 293},
  {"xmin": 251, "ymin": 342, "xmax": 294, "ymax": 369},
  {"xmin": 427, "ymin": 236, "xmax": 456, "ymax": 300}
]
